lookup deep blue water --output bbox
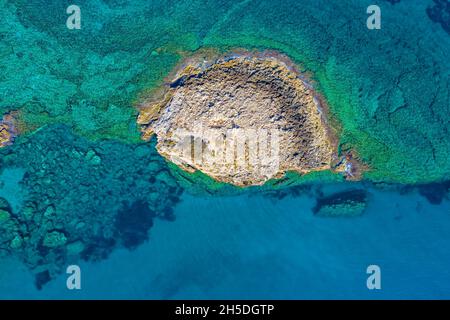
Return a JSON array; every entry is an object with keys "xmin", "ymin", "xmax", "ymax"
[{"xmin": 1, "ymin": 185, "xmax": 449, "ymax": 299}]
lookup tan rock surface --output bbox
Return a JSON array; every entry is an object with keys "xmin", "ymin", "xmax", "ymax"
[
  {"xmin": 138, "ymin": 52, "xmax": 343, "ymax": 186},
  {"xmin": 0, "ymin": 113, "xmax": 17, "ymax": 148}
]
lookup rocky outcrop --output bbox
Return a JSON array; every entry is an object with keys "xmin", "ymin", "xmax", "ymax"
[
  {"xmin": 0, "ymin": 113, "xmax": 17, "ymax": 148},
  {"xmin": 313, "ymin": 189, "xmax": 368, "ymax": 217},
  {"xmin": 138, "ymin": 51, "xmax": 349, "ymax": 186}
]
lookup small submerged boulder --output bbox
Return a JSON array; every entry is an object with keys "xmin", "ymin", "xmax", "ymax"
[
  {"xmin": 313, "ymin": 189, "xmax": 368, "ymax": 217},
  {"xmin": 0, "ymin": 208, "xmax": 10, "ymax": 223},
  {"xmin": 66, "ymin": 240, "xmax": 85, "ymax": 255},
  {"xmin": 43, "ymin": 230, "xmax": 68, "ymax": 248}
]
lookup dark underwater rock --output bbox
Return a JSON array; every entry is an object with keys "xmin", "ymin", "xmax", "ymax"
[
  {"xmin": 313, "ymin": 189, "xmax": 368, "ymax": 217},
  {"xmin": 427, "ymin": 0, "xmax": 450, "ymax": 35},
  {"xmin": 35, "ymin": 270, "xmax": 51, "ymax": 290},
  {"xmin": 418, "ymin": 181, "xmax": 450, "ymax": 205},
  {"xmin": 42, "ymin": 230, "xmax": 67, "ymax": 248},
  {"xmin": 0, "ymin": 197, "xmax": 11, "ymax": 212},
  {"xmin": 0, "ymin": 197, "xmax": 23, "ymax": 255},
  {"xmin": 115, "ymin": 200, "xmax": 155, "ymax": 249},
  {"xmin": 0, "ymin": 125, "xmax": 184, "ymax": 288},
  {"xmin": 81, "ymin": 236, "xmax": 116, "ymax": 262}
]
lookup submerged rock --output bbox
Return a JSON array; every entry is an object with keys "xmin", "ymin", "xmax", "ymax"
[
  {"xmin": 66, "ymin": 240, "xmax": 85, "ymax": 255},
  {"xmin": 43, "ymin": 231, "xmax": 67, "ymax": 248},
  {"xmin": 138, "ymin": 51, "xmax": 350, "ymax": 186},
  {"xmin": 34, "ymin": 270, "xmax": 51, "ymax": 291},
  {"xmin": 10, "ymin": 235, "xmax": 23, "ymax": 249},
  {"xmin": 0, "ymin": 113, "xmax": 18, "ymax": 148},
  {"xmin": 0, "ymin": 209, "xmax": 10, "ymax": 222},
  {"xmin": 313, "ymin": 189, "xmax": 368, "ymax": 217},
  {"xmin": 114, "ymin": 200, "xmax": 155, "ymax": 250},
  {"xmin": 0, "ymin": 125, "xmax": 184, "ymax": 288},
  {"xmin": 427, "ymin": 0, "xmax": 450, "ymax": 35}
]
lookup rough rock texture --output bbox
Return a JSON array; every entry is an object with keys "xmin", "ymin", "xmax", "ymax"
[
  {"xmin": 0, "ymin": 113, "xmax": 17, "ymax": 148},
  {"xmin": 0, "ymin": 125, "xmax": 183, "ymax": 288},
  {"xmin": 138, "ymin": 52, "xmax": 342, "ymax": 186}
]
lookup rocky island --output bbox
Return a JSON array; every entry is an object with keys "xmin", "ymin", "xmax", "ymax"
[{"xmin": 138, "ymin": 51, "xmax": 357, "ymax": 186}]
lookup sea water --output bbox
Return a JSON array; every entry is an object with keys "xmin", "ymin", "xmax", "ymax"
[
  {"xmin": 1, "ymin": 0, "xmax": 449, "ymax": 299},
  {"xmin": 1, "ymin": 185, "xmax": 449, "ymax": 299}
]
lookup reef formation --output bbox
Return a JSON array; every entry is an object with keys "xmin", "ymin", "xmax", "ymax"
[
  {"xmin": 0, "ymin": 125, "xmax": 183, "ymax": 288},
  {"xmin": 0, "ymin": 113, "xmax": 18, "ymax": 148},
  {"xmin": 313, "ymin": 189, "xmax": 368, "ymax": 217},
  {"xmin": 138, "ymin": 51, "xmax": 358, "ymax": 186}
]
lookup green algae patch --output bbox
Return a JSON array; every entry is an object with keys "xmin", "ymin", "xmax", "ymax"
[
  {"xmin": 10, "ymin": 235, "xmax": 23, "ymax": 250},
  {"xmin": 0, "ymin": 209, "xmax": 11, "ymax": 223},
  {"xmin": 0, "ymin": 125, "xmax": 184, "ymax": 283}
]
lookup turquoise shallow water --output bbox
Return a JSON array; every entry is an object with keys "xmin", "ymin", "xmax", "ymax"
[
  {"xmin": 1, "ymin": 0, "xmax": 450, "ymax": 182},
  {"xmin": 1, "ymin": 186, "xmax": 450, "ymax": 299}
]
